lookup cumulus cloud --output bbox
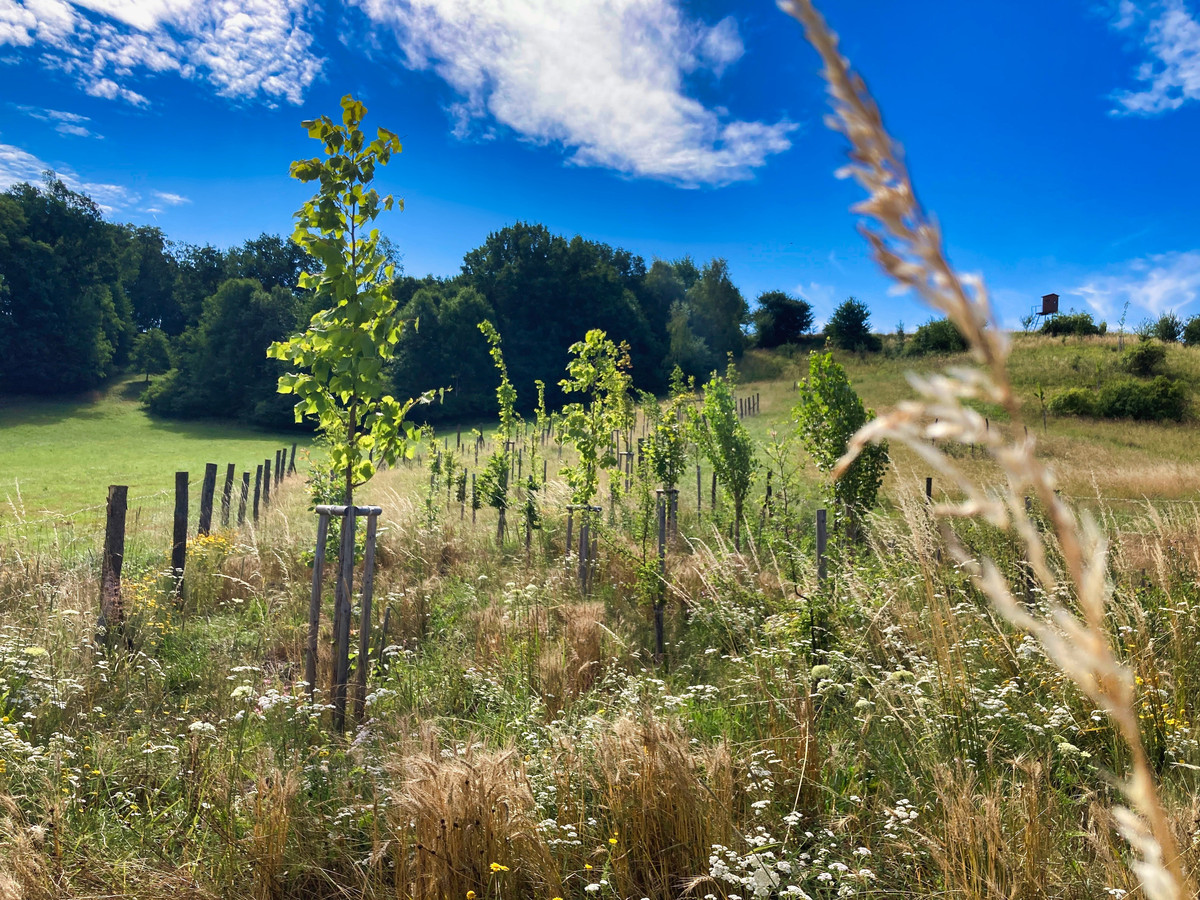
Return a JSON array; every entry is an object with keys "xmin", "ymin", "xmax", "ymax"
[
  {"xmin": 350, "ymin": 0, "xmax": 795, "ymax": 186},
  {"xmin": 1, "ymin": 140, "xmax": 144, "ymax": 213},
  {"xmin": 1073, "ymin": 250, "xmax": 1200, "ymax": 317},
  {"xmin": 1108, "ymin": 0, "xmax": 1200, "ymax": 114},
  {"xmin": 0, "ymin": 0, "xmax": 322, "ymax": 106}
]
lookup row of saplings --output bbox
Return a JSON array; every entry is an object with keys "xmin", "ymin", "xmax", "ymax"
[{"xmin": 1048, "ymin": 339, "xmax": 1187, "ymax": 422}]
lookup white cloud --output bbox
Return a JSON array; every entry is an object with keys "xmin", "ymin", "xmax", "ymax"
[
  {"xmin": 152, "ymin": 189, "xmax": 190, "ymax": 204},
  {"xmin": 0, "ymin": 140, "xmax": 141, "ymax": 213},
  {"xmin": 0, "ymin": 141, "xmax": 48, "ymax": 186},
  {"xmin": 17, "ymin": 105, "xmax": 104, "ymax": 137},
  {"xmin": 351, "ymin": 0, "xmax": 794, "ymax": 186},
  {"xmin": 1108, "ymin": 0, "xmax": 1200, "ymax": 114},
  {"xmin": 86, "ymin": 77, "xmax": 150, "ymax": 105},
  {"xmin": 0, "ymin": 0, "xmax": 322, "ymax": 106},
  {"xmin": 1072, "ymin": 250, "xmax": 1200, "ymax": 318}
]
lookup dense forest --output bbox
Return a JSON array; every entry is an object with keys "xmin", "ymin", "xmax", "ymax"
[{"xmin": 0, "ymin": 177, "xmax": 818, "ymax": 426}]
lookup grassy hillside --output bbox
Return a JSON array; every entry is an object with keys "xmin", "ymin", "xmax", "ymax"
[
  {"xmin": 0, "ymin": 378, "xmax": 310, "ymax": 538},
  {"xmin": 737, "ymin": 334, "xmax": 1200, "ymax": 505}
]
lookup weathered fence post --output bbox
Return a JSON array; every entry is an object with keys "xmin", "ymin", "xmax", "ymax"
[
  {"xmin": 253, "ymin": 465, "xmax": 263, "ymax": 521},
  {"xmin": 578, "ymin": 513, "xmax": 590, "ymax": 593},
  {"xmin": 306, "ymin": 511, "xmax": 330, "ymax": 700},
  {"xmin": 816, "ymin": 508, "xmax": 828, "ymax": 587},
  {"xmin": 197, "ymin": 463, "xmax": 217, "ymax": 536},
  {"xmin": 220, "ymin": 463, "xmax": 235, "ymax": 526},
  {"xmin": 98, "ymin": 485, "xmax": 128, "ymax": 643},
  {"xmin": 172, "ymin": 472, "xmax": 188, "ymax": 597},
  {"xmin": 289, "ymin": 442, "xmax": 298, "ymax": 474},
  {"xmin": 655, "ymin": 490, "xmax": 666, "ymax": 662},
  {"xmin": 354, "ymin": 511, "xmax": 380, "ymax": 723},
  {"xmin": 262, "ymin": 458, "xmax": 272, "ymax": 507},
  {"xmin": 331, "ymin": 506, "xmax": 356, "ymax": 733},
  {"xmin": 238, "ymin": 472, "xmax": 249, "ymax": 526},
  {"xmin": 925, "ymin": 476, "xmax": 933, "ymax": 502}
]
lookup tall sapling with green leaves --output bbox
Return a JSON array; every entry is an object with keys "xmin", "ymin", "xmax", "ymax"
[
  {"xmin": 693, "ymin": 361, "xmax": 758, "ymax": 550},
  {"xmin": 793, "ymin": 350, "xmax": 888, "ymax": 542},
  {"xmin": 269, "ymin": 94, "xmax": 429, "ymax": 510}
]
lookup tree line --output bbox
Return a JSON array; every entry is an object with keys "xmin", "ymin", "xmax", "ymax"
[{"xmin": 0, "ymin": 176, "xmax": 828, "ymax": 427}]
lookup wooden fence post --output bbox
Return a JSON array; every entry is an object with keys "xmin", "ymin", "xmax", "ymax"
[
  {"xmin": 197, "ymin": 463, "xmax": 217, "ymax": 535},
  {"xmin": 220, "ymin": 463, "xmax": 235, "ymax": 527},
  {"xmin": 331, "ymin": 506, "xmax": 356, "ymax": 733},
  {"xmin": 238, "ymin": 471, "xmax": 249, "ymax": 526},
  {"xmin": 355, "ymin": 511, "xmax": 380, "ymax": 723},
  {"xmin": 172, "ymin": 472, "xmax": 188, "ymax": 597},
  {"xmin": 262, "ymin": 458, "xmax": 272, "ymax": 507},
  {"xmin": 816, "ymin": 508, "xmax": 828, "ymax": 586},
  {"xmin": 306, "ymin": 511, "xmax": 330, "ymax": 700},
  {"xmin": 289, "ymin": 442, "xmax": 298, "ymax": 474},
  {"xmin": 98, "ymin": 485, "xmax": 128, "ymax": 643},
  {"xmin": 655, "ymin": 490, "xmax": 666, "ymax": 661},
  {"xmin": 253, "ymin": 465, "xmax": 262, "ymax": 521}
]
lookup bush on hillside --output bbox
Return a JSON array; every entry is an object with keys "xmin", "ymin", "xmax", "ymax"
[
  {"xmin": 825, "ymin": 297, "xmax": 881, "ymax": 353},
  {"xmin": 1040, "ymin": 312, "xmax": 1104, "ymax": 337},
  {"xmin": 1183, "ymin": 316, "xmax": 1200, "ymax": 347},
  {"xmin": 1097, "ymin": 376, "xmax": 1186, "ymax": 422},
  {"xmin": 1047, "ymin": 387, "xmax": 1097, "ymax": 417},
  {"xmin": 1121, "ymin": 340, "xmax": 1167, "ymax": 377},
  {"xmin": 905, "ymin": 318, "xmax": 967, "ymax": 356},
  {"xmin": 1152, "ymin": 311, "xmax": 1184, "ymax": 343}
]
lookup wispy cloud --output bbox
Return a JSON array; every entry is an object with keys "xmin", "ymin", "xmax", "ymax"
[
  {"xmin": 0, "ymin": 140, "xmax": 173, "ymax": 215},
  {"xmin": 0, "ymin": 0, "xmax": 322, "ymax": 107},
  {"xmin": 1107, "ymin": 0, "xmax": 1200, "ymax": 114},
  {"xmin": 1072, "ymin": 250, "xmax": 1200, "ymax": 317},
  {"xmin": 16, "ymin": 105, "xmax": 104, "ymax": 137},
  {"xmin": 350, "ymin": 0, "xmax": 795, "ymax": 187},
  {"xmin": 152, "ymin": 189, "xmax": 190, "ymax": 205}
]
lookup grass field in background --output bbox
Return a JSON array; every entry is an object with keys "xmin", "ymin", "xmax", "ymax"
[
  {"xmin": 0, "ymin": 378, "xmax": 310, "ymax": 532},
  {"xmin": 3, "ymin": 335, "xmax": 1198, "ymax": 533}
]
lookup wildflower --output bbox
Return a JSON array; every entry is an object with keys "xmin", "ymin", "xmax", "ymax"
[
  {"xmin": 466, "ymin": 892, "xmax": 476, "ymax": 899},
  {"xmin": 489, "ymin": 862, "xmax": 508, "ymax": 873}
]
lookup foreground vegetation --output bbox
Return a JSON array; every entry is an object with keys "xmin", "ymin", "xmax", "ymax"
[{"xmin": 2, "ymin": 345, "xmax": 1200, "ymax": 897}]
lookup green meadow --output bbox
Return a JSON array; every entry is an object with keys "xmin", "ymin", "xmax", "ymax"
[{"xmin": 0, "ymin": 378, "xmax": 309, "ymax": 538}]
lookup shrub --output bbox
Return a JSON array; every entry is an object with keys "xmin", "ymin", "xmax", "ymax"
[
  {"xmin": 825, "ymin": 297, "xmax": 882, "ymax": 352},
  {"xmin": 1152, "ymin": 311, "xmax": 1183, "ymax": 343},
  {"xmin": 1040, "ymin": 312, "xmax": 1104, "ymax": 337},
  {"xmin": 1096, "ymin": 376, "xmax": 1186, "ymax": 422},
  {"xmin": 1121, "ymin": 340, "xmax": 1167, "ymax": 377},
  {"xmin": 1047, "ymin": 387, "xmax": 1096, "ymax": 417},
  {"xmin": 1183, "ymin": 316, "xmax": 1200, "ymax": 347},
  {"xmin": 905, "ymin": 317, "xmax": 967, "ymax": 355}
]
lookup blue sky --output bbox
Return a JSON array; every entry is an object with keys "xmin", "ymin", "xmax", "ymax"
[{"xmin": 2, "ymin": 0, "xmax": 1199, "ymax": 331}]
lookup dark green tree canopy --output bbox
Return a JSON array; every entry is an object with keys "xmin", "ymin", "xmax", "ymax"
[
  {"xmin": 753, "ymin": 290, "xmax": 815, "ymax": 347},
  {"xmin": 825, "ymin": 296, "xmax": 881, "ymax": 353},
  {"xmin": 0, "ymin": 176, "xmax": 131, "ymax": 394}
]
